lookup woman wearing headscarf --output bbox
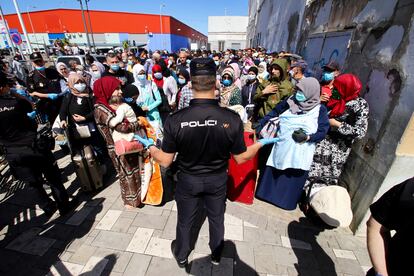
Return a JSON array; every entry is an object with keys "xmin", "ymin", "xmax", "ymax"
[
  {"xmin": 152, "ymin": 64, "xmax": 177, "ymax": 123},
  {"xmin": 89, "ymin": 61, "xmax": 105, "ymax": 90},
  {"xmin": 229, "ymin": 62, "xmax": 242, "ymax": 90},
  {"xmin": 220, "ymin": 66, "xmax": 242, "ymax": 107},
  {"xmin": 255, "ymin": 77, "xmax": 330, "ymax": 210},
  {"xmin": 56, "ymin": 62, "xmax": 70, "ymax": 95},
  {"xmin": 133, "ymin": 64, "xmax": 163, "ymax": 142},
  {"xmin": 59, "ymin": 74, "xmax": 108, "ymax": 162},
  {"xmin": 305, "ymin": 74, "xmax": 369, "ymax": 192},
  {"xmin": 257, "ymin": 61, "xmax": 270, "ymax": 84},
  {"xmin": 94, "ymin": 76, "xmax": 143, "ymax": 208}
]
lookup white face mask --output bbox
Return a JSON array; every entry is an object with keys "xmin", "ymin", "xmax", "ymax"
[
  {"xmin": 247, "ymin": 74, "xmax": 256, "ymax": 81},
  {"xmin": 74, "ymin": 83, "xmax": 87, "ymax": 93},
  {"xmin": 154, "ymin": 72, "xmax": 163, "ymax": 80},
  {"xmin": 92, "ymin": 71, "xmax": 101, "ymax": 79}
]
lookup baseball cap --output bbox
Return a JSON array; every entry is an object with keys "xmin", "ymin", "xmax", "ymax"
[
  {"xmin": 323, "ymin": 60, "xmax": 340, "ymax": 71},
  {"xmin": 291, "ymin": 59, "xmax": 308, "ymax": 70},
  {"xmin": 29, "ymin": 52, "xmax": 43, "ymax": 62},
  {"xmin": 190, "ymin": 58, "xmax": 216, "ymax": 77}
]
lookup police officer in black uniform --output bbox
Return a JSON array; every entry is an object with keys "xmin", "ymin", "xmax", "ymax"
[
  {"xmin": 0, "ymin": 70, "xmax": 71, "ymax": 216},
  {"xmin": 135, "ymin": 58, "xmax": 279, "ymax": 267},
  {"xmin": 26, "ymin": 52, "xmax": 63, "ymax": 123}
]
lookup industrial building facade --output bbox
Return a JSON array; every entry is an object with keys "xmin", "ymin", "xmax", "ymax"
[
  {"xmin": 2, "ymin": 9, "xmax": 207, "ymax": 52},
  {"xmin": 208, "ymin": 16, "xmax": 248, "ymax": 51}
]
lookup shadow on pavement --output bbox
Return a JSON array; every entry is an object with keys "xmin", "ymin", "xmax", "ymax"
[{"xmin": 288, "ymin": 217, "xmax": 337, "ymax": 276}]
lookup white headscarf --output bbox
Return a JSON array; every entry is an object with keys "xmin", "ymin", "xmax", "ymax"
[{"xmin": 132, "ymin": 63, "xmax": 146, "ymax": 83}]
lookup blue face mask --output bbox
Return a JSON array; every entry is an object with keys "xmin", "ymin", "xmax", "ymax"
[
  {"xmin": 321, "ymin": 71, "xmax": 334, "ymax": 82},
  {"xmin": 214, "ymin": 60, "xmax": 220, "ymax": 66},
  {"xmin": 295, "ymin": 91, "xmax": 307, "ymax": 102},
  {"xmin": 124, "ymin": 97, "xmax": 134, "ymax": 103},
  {"xmin": 128, "ymin": 61, "xmax": 133, "ymax": 65},
  {"xmin": 110, "ymin": 64, "xmax": 120, "ymax": 72},
  {"xmin": 186, "ymin": 59, "xmax": 191, "ymax": 65},
  {"xmin": 36, "ymin": 66, "xmax": 45, "ymax": 71},
  {"xmin": 178, "ymin": 78, "xmax": 186, "ymax": 85},
  {"xmin": 222, "ymin": 79, "xmax": 232, "ymax": 87},
  {"xmin": 137, "ymin": 74, "xmax": 146, "ymax": 82},
  {"xmin": 262, "ymin": 71, "xmax": 269, "ymax": 80}
]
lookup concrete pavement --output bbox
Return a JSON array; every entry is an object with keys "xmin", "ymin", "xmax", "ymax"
[{"xmin": 0, "ymin": 152, "xmax": 371, "ymax": 276}]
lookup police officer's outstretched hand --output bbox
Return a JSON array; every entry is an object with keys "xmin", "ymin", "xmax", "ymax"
[
  {"xmin": 134, "ymin": 134, "xmax": 154, "ymax": 149},
  {"xmin": 258, "ymin": 137, "xmax": 280, "ymax": 146}
]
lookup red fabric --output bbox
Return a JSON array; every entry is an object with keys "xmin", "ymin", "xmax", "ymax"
[
  {"xmin": 152, "ymin": 64, "xmax": 164, "ymax": 88},
  {"xmin": 327, "ymin": 74, "xmax": 362, "ymax": 118},
  {"xmin": 93, "ymin": 76, "xmax": 121, "ymax": 112},
  {"xmin": 227, "ymin": 132, "xmax": 258, "ymax": 205}
]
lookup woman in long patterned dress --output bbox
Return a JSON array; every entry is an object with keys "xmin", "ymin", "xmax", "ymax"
[
  {"xmin": 306, "ymin": 74, "xmax": 369, "ymax": 193},
  {"xmin": 93, "ymin": 76, "xmax": 143, "ymax": 208}
]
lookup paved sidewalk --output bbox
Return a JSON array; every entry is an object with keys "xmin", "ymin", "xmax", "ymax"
[{"xmin": 0, "ymin": 153, "xmax": 371, "ymax": 276}]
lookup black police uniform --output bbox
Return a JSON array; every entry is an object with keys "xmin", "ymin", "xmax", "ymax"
[
  {"xmin": 0, "ymin": 93, "xmax": 69, "ymax": 213},
  {"xmin": 161, "ymin": 59, "xmax": 246, "ymax": 261},
  {"xmin": 27, "ymin": 52, "xmax": 62, "ymax": 123}
]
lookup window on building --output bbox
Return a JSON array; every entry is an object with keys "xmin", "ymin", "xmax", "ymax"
[
  {"xmin": 231, "ymin": 43, "xmax": 241, "ymax": 49},
  {"xmin": 218, "ymin": 41, "xmax": 225, "ymax": 51}
]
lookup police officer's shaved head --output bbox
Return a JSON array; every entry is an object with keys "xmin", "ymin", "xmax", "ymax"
[{"xmin": 190, "ymin": 58, "xmax": 216, "ymax": 92}]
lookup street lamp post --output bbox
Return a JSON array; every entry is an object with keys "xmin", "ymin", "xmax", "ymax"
[
  {"xmin": 12, "ymin": 0, "xmax": 33, "ymax": 54},
  {"xmin": 77, "ymin": 0, "xmax": 92, "ymax": 51},
  {"xmin": 85, "ymin": 0, "xmax": 96, "ymax": 52},
  {"xmin": 27, "ymin": 5, "xmax": 40, "ymax": 48},
  {"xmin": 159, "ymin": 3, "xmax": 165, "ymax": 50},
  {"xmin": 0, "ymin": 4, "xmax": 16, "ymax": 56}
]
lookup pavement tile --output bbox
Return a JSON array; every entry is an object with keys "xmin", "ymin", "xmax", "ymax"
[
  {"xmin": 5, "ymin": 227, "xmax": 42, "ymax": 252},
  {"xmin": 334, "ymin": 258, "xmax": 364, "ymax": 275},
  {"xmin": 127, "ymin": 225, "xmax": 138, "ymax": 234},
  {"xmin": 146, "ymin": 256, "xmax": 188, "ymax": 276},
  {"xmin": 123, "ymin": 253, "xmax": 152, "ymax": 276},
  {"xmin": 131, "ymin": 212, "xmax": 168, "ymax": 230},
  {"xmin": 281, "ymin": 236, "xmax": 312, "ymax": 250},
  {"xmin": 234, "ymin": 240, "xmax": 255, "ymax": 269},
  {"xmin": 161, "ymin": 211, "xmax": 177, "ymax": 240},
  {"xmin": 190, "ymin": 253, "xmax": 212, "ymax": 276},
  {"xmin": 119, "ymin": 211, "xmax": 137, "ymax": 219},
  {"xmin": 19, "ymin": 236, "xmax": 56, "ymax": 256},
  {"xmin": 145, "ymin": 237, "xmax": 174, "ymax": 259},
  {"xmin": 162, "ymin": 209, "xmax": 171, "ymax": 217},
  {"xmin": 111, "ymin": 217, "xmax": 134, "ymax": 233},
  {"xmin": 59, "ymin": 251, "xmax": 73, "ymax": 262},
  {"xmin": 95, "ymin": 210, "xmax": 122, "ymax": 230},
  {"xmin": 224, "ymin": 213, "xmax": 243, "ymax": 226},
  {"xmin": 335, "ymin": 235, "xmax": 366, "ymax": 251},
  {"xmin": 354, "ymin": 250, "xmax": 371, "ymax": 266},
  {"xmin": 126, "ymin": 227, "xmax": 154, "ymax": 253},
  {"xmin": 243, "ymin": 221, "xmax": 258, "ymax": 228},
  {"xmin": 92, "ymin": 248, "xmax": 133, "ymax": 273},
  {"xmin": 88, "ymin": 229, "xmax": 100, "ymax": 238},
  {"xmin": 80, "ymin": 255, "xmax": 109, "ymax": 275},
  {"xmin": 139, "ymin": 205, "xmax": 164, "ymax": 216},
  {"xmin": 272, "ymin": 246, "xmax": 298, "ymax": 267},
  {"xmin": 212, "ymin": 256, "xmax": 233, "ymax": 276},
  {"xmin": 65, "ymin": 206, "xmax": 95, "ymax": 226},
  {"xmin": 254, "ymin": 253, "xmax": 277, "ymax": 274},
  {"xmin": 287, "ymin": 266, "xmax": 322, "ymax": 276},
  {"xmin": 194, "ymin": 235, "xmax": 211, "ymax": 255},
  {"xmin": 224, "ymin": 223, "xmax": 244, "ymax": 241},
  {"xmin": 69, "ymin": 244, "xmax": 98, "ymax": 265},
  {"xmin": 48, "ymin": 260, "xmax": 84, "ymax": 276},
  {"xmin": 333, "ymin": 248, "xmax": 357, "ymax": 260},
  {"xmin": 91, "ymin": 231, "xmax": 133, "ymax": 251}
]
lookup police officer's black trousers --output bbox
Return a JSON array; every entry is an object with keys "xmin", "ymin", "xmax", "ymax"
[
  {"xmin": 174, "ymin": 171, "xmax": 227, "ymax": 260},
  {"xmin": 5, "ymin": 145, "xmax": 69, "ymax": 210}
]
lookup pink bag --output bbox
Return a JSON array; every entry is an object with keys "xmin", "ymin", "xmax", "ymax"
[{"xmin": 114, "ymin": 139, "xmax": 144, "ymax": 156}]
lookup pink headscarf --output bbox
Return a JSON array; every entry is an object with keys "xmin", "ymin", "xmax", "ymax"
[{"xmin": 229, "ymin": 63, "xmax": 242, "ymax": 90}]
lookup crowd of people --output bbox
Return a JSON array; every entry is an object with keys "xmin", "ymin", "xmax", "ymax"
[{"xmin": 5, "ymin": 45, "xmax": 409, "ymax": 275}]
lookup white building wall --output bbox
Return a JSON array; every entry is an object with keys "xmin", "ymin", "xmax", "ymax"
[{"xmin": 208, "ymin": 16, "xmax": 248, "ymax": 51}]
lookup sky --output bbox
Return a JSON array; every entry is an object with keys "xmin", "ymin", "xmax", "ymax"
[{"xmin": 1, "ymin": 0, "xmax": 249, "ymax": 35}]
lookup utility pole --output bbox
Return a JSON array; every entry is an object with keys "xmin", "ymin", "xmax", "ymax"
[
  {"xmin": 85, "ymin": 0, "xmax": 96, "ymax": 52},
  {"xmin": 77, "ymin": 0, "xmax": 91, "ymax": 51},
  {"xmin": 0, "ymin": 4, "xmax": 16, "ymax": 56},
  {"xmin": 12, "ymin": 0, "xmax": 33, "ymax": 53},
  {"xmin": 159, "ymin": 3, "xmax": 165, "ymax": 50}
]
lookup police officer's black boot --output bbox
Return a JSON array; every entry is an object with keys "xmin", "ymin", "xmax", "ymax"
[
  {"xmin": 211, "ymin": 240, "xmax": 224, "ymax": 265},
  {"xmin": 171, "ymin": 240, "xmax": 188, "ymax": 268}
]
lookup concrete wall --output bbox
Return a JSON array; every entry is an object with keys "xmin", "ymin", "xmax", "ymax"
[{"xmin": 248, "ymin": 0, "xmax": 414, "ymax": 232}]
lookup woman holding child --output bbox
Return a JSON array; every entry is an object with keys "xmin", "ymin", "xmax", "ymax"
[{"xmin": 93, "ymin": 76, "xmax": 144, "ymax": 208}]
